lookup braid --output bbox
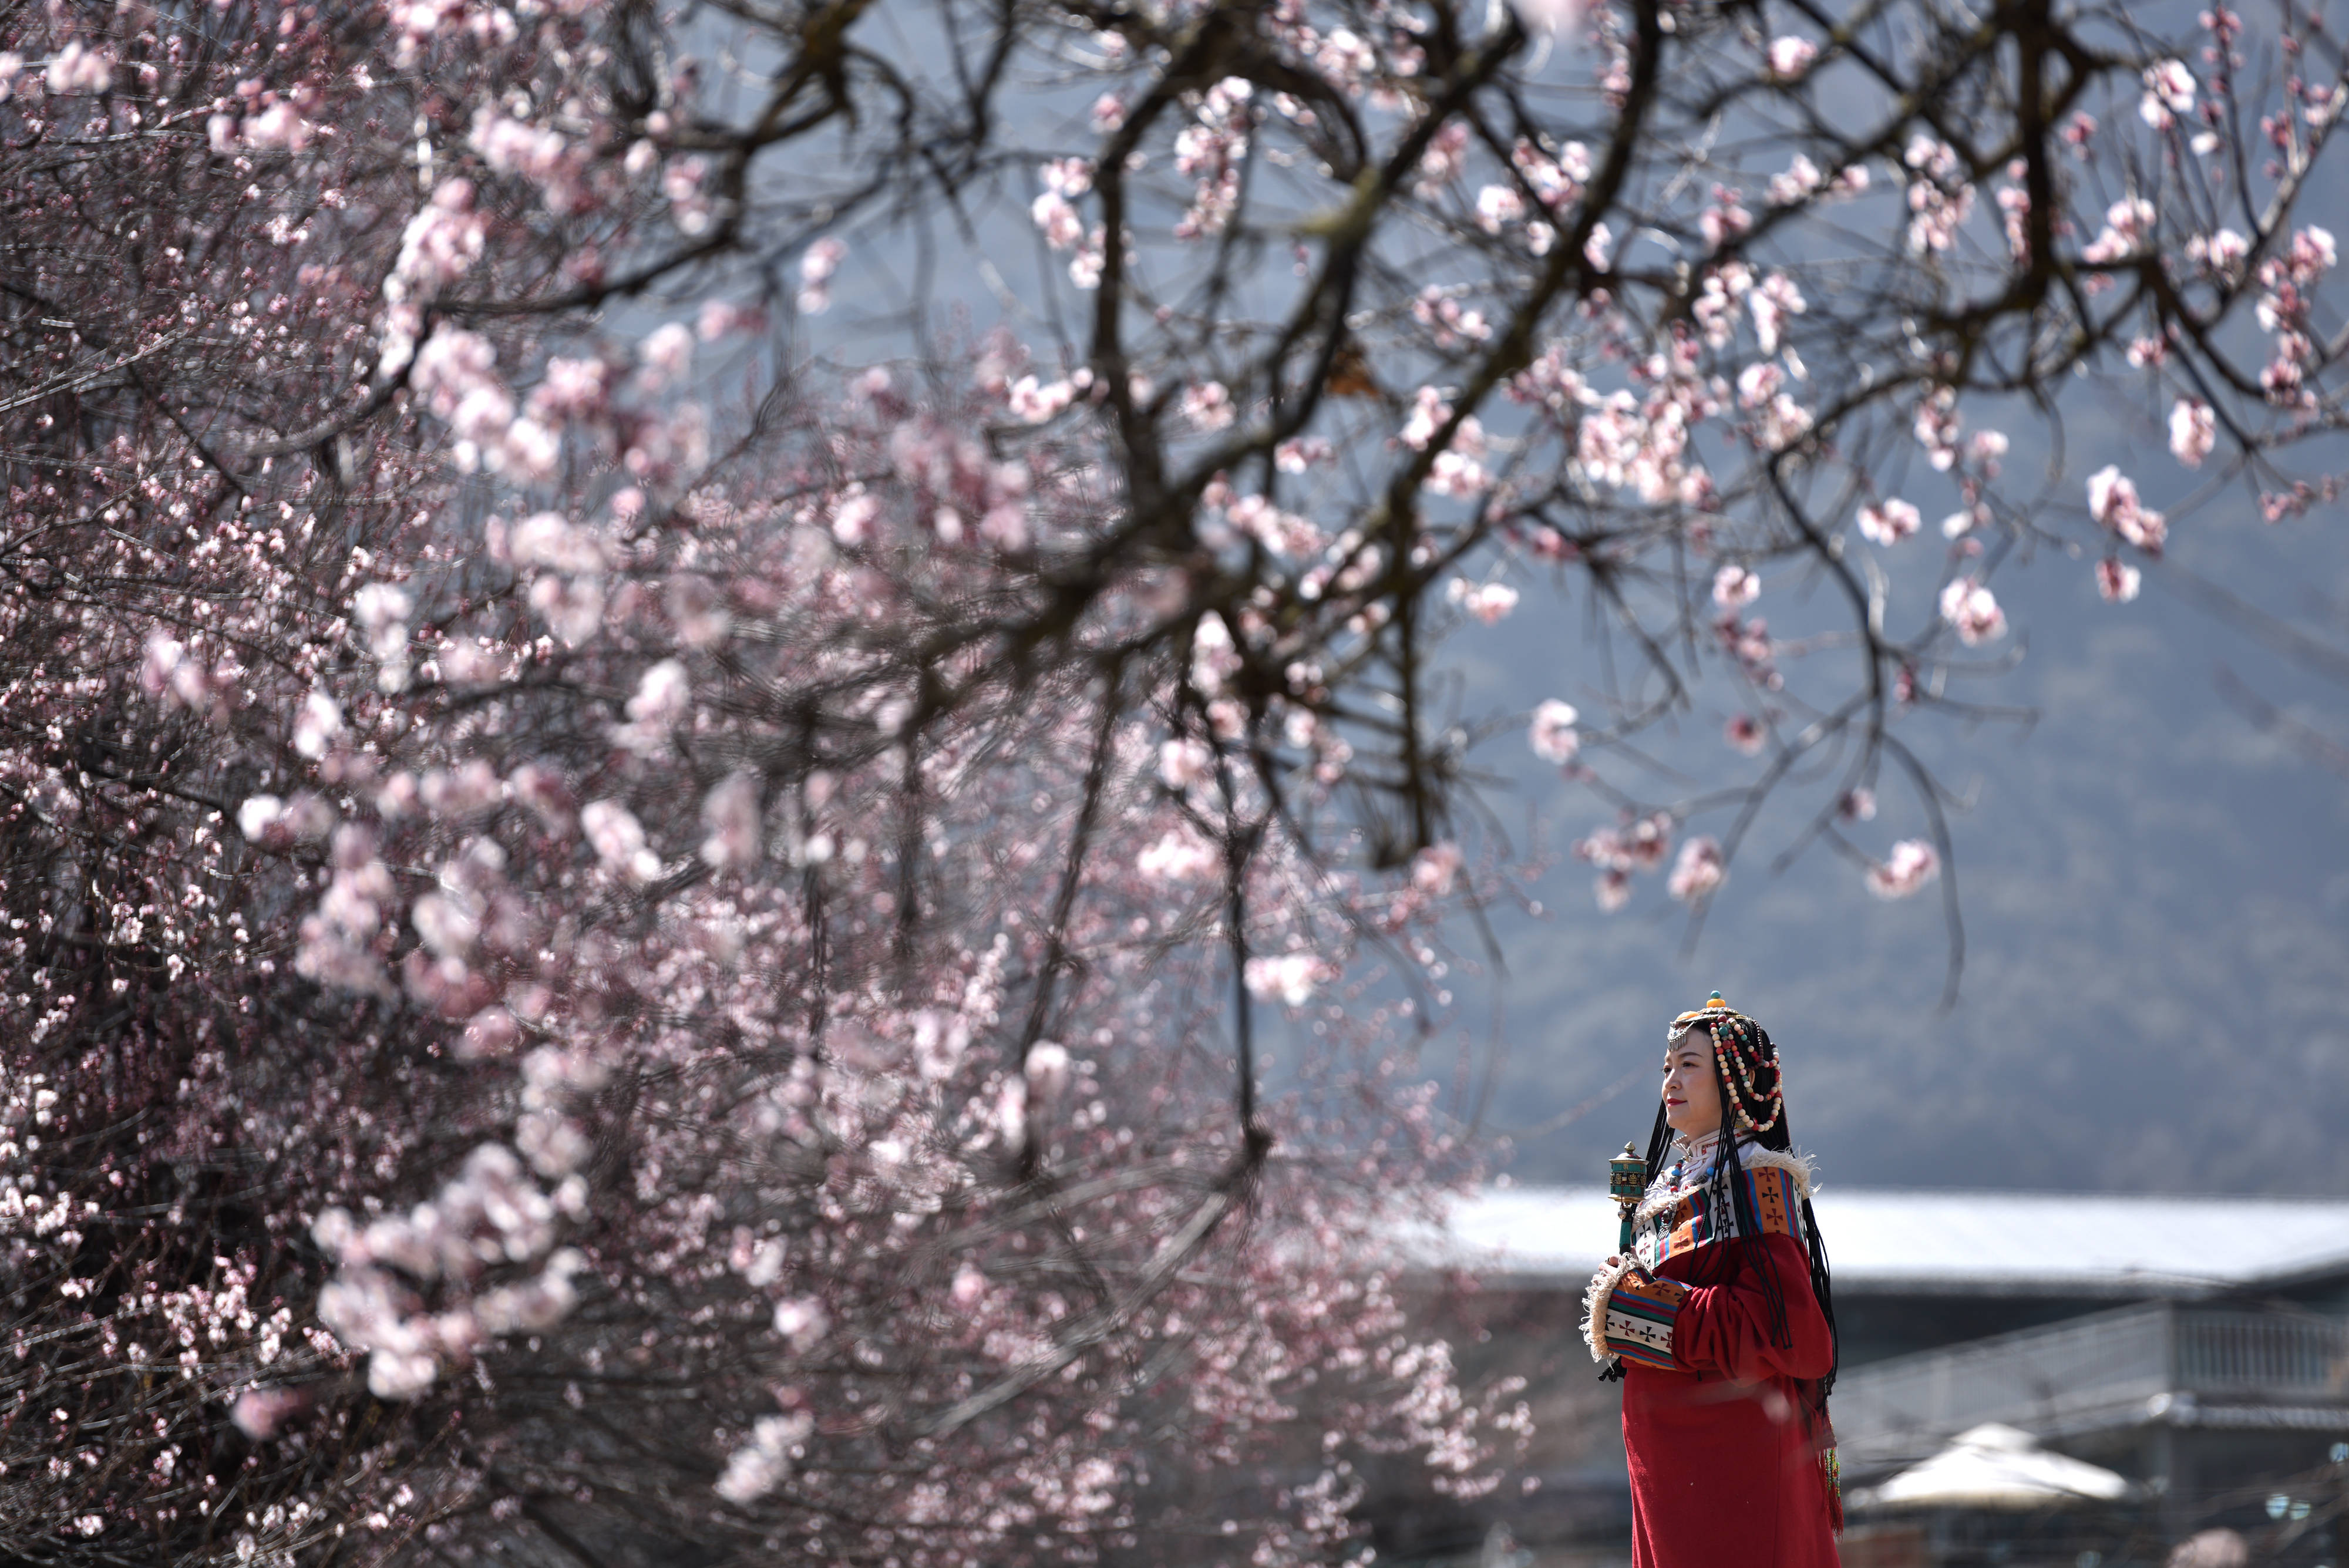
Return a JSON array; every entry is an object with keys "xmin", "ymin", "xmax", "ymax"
[
  {"xmin": 1801, "ymin": 1187, "xmax": 1840, "ymax": 1401},
  {"xmin": 1752, "ymin": 1096, "xmax": 1840, "ymax": 1407},
  {"xmin": 1712, "ymin": 1060, "xmax": 1792, "ymax": 1350},
  {"xmin": 1639, "ymin": 1098, "xmax": 1672, "ymax": 1185},
  {"xmin": 1712, "ymin": 1015, "xmax": 1839, "ymax": 1407}
]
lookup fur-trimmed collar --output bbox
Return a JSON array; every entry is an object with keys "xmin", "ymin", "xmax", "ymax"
[{"xmin": 1632, "ymin": 1140, "xmax": 1816, "ymax": 1226}]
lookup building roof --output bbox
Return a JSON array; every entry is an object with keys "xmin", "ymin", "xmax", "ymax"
[
  {"xmin": 1852, "ymin": 1424, "xmax": 2135, "ymax": 1510},
  {"xmin": 1428, "ymin": 1185, "xmax": 2349, "ymax": 1297}
]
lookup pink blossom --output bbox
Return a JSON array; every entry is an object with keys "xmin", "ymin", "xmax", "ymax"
[
  {"xmin": 1699, "ymin": 193, "xmax": 1752, "ymax": 250},
  {"xmin": 1857, "ymin": 498, "xmax": 1922, "ymax": 546},
  {"xmin": 230, "ymin": 1388, "xmax": 305, "ymax": 1441},
  {"xmin": 614, "ymin": 659, "xmax": 691, "ymax": 756},
  {"xmin": 1243, "ymin": 953, "xmax": 1330, "ymax": 1006},
  {"xmin": 1584, "ymin": 221, "xmax": 1614, "ymax": 270},
  {"xmin": 2086, "ymin": 465, "xmax": 2168, "ymax": 553},
  {"xmin": 1276, "ymin": 436, "xmax": 1334, "ymax": 472},
  {"xmin": 1024, "ymin": 1042, "xmax": 1072, "ymax": 1108},
  {"xmin": 1414, "ymin": 121, "xmax": 1469, "ymax": 194},
  {"xmin": 1182, "ymin": 381, "xmax": 1235, "ymax": 432},
  {"xmin": 1189, "ymin": 613, "xmax": 1240, "ymax": 697},
  {"xmin": 1448, "ymin": 580, "xmax": 1519, "ymax": 624},
  {"xmin": 1865, "ymin": 839, "xmax": 1940, "ymax": 899},
  {"xmin": 1227, "ymin": 495, "xmax": 1325, "ymax": 557},
  {"xmin": 581, "ymin": 800, "xmax": 661, "ymax": 883},
  {"xmin": 1912, "ymin": 391, "xmax": 1961, "ymax": 470},
  {"xmin": 640, "ymin": 322, "xmax": 695, "ymax": 386},
  {"xmin": 526, "ymin": 357, "xmax": 610, "ymax": 426},
  {"xmin": 2141, "ymin": 59, "xmax": 2196, "ymax": 128},
  {"xmin": 1735, "ymin": 362, "xmax": 1783, "ymax": 409},
  {"xmin": 509, "ymin": 512, "xmax": 605, "ymax": 574},
  {"xmin": 459, "ymin": 1007, "xmax": 520, "ymax": 1061},
  {"xmin": 2289, "ymin": 226, "xmax": 2337, "ymax": 278},
  {"xmin": 1031, "ymin": 190, "xmax": 1083, "ymax": 250},
  {"xmin": 1939, "ymin": 577, "xmax": 2007, "ymax": 644},
  {"xmin": 1748, "ymin": 272, "xmax": 1805, "ymax": 354},
  {"xmin": 798, "ymin": 238, "xmax": 846, "ymax": 314},
  {"xmin": 697, "ymin": 300, "xmax": 749, "ymax": 342},
  {"xmin": 45, "ymin": 41, "xmax": 112, "ymax": 94},
  {"xmin": 472, "ymin": 113, "xmax": 571, "ymax": 187},
  {"xmin": 1902, "ymin": 138, "xmax": 1974, "ymax": 254},
  {"xmin": 1766, "ymin": 36, "xmax": 1818, "ymax": 78},
  {"xmin": 236, "ymin": 791, "xmax": 331, "ymax": 844},
  {"xmin": 353, "ymin": 583, "xmax": 414, "ymax": 682},
  {"xmin": 507, "ymin": 1103, "xmax": 585, "ymax": 1176},
  {"xmin": 1529, "ymin": 699, "xmax": 1581, "ymax": 763},
  {"xmin": 830, "ymin": 488, "xmax": 882, "ymax": 546},
  {"xmin": 1711, "ymin": 564, "xmax": 1760, "ymax": 608},
  {"xmin": 698, "ymin": 773, "xmax": 762, "ymax": 869},
  {"xmin": 2187, "ymin": 228, "xmax": 2250, "ymax": 277},
  {"xmin": 245, "ymin": 101, "xmax": 315, "ymax": 152},
  {"xmin": 716, "ymin": 1412, "xmax": 814, "ymax": 1505},
  {"xmin": 1158, "ymin": 737, "xmax": 1212, "ymax": 789},
  {"xmin": 770, "ymin": 1298, "xmax": 828, "ymax": 1351},
  {"xmin": 2096, "ymin": 558, "xmax": 2143, "ymax": 603},
  {"xmin": 664, "ymin": 156, "xmax": 715, "ymax": 235},
  {"xmin": 1724, "ymin": 715, "xmax": 1765, "ymax": 756},
  {"xmin": 1769, "ymin": 154, "xmax": 1823, "ymax": 206},
  {"xmin": 951, "ymin": 1263, "xmax": 988, "ymax": 1308},
  {"xmin": 1412, "ymin": 842, "xmax": 1463, "ymax": 896},
  {"xmin": 409, "ymin": 327, "xmax": 500, "ymax": 419},
  {"xmin": 1475, "ymin": 185, "xmax": 1524, "ymax": 234},
  {"xmin": 1576, "ymin": 813, "xmax": 1671, "ymax": 874},
  {"xmin": 1399, "ymin": 385, "xmax": 1454, "ymax": 451},
  {"xmin": 293, "ymin": 691, "xmax": 343, "ymax": 760},
  {"xmin": 2169, "ymin": 399, "xmax": 2216, "ymax": 466},
  {"xmin": 1068, "ymin": 227, "xmax": 1108, "ymax": 289},
  {"xmin": 418, "ymin": 761, "xmax": 503, "ymax": 816},
  {"xmin": 390, "ymin": 181, "xmax": 487, "ymax": 296},
  {"xmin": 1137, "ymin": 825, "xmax": 1217, "ymax": 883},
  {"xmin": 1412, "ymin": 288, "xmax": 1492, "ymax": 346},
  {"xmin": 2082, "ymin": 198, "xmax": 2158, "ymax": 264},
  {"xmin": 368, "ymin": 1348, "xmax": 440, "ymax": 1400},
  {"xmin": 1665, "ymin": 837, "xmax": 1726, "ymax": 902},
  {"xmin": 1009, "ymin": 375, "xmax": 1075, "ymax": 423}
]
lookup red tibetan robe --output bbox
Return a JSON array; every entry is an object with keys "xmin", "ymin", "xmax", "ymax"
[{"xmin": 1584, "ymin": 1138, "xmax": 1839, "ymax": 1568}]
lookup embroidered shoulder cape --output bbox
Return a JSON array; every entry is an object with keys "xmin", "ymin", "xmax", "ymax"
[{"xmin": 1582, "ymin": 1135, "xmax": 1816, "ymax": 1368}]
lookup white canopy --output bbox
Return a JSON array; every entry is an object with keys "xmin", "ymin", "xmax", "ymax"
[{"xmin": 1852, "ymin": 1424, "xmax": 2134, "ymax": 1510}]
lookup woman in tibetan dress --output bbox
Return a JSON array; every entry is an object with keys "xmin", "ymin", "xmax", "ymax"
[{"xmin": 1582, "ymin": 994, "xmax": 1842, "ymax": 1568}]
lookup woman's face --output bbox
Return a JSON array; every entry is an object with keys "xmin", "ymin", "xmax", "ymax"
[{"xmin": 1663, "ymin": 1033, "xmax": 1724, "ymax": 1138}]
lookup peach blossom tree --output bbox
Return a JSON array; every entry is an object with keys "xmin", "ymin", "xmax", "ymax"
[{"xmin": 2, "ymin": 0, "xmax": 2344, "ymax": 1558}]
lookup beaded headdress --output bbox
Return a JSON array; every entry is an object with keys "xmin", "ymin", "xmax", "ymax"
[{"xmin": 1665, "ymin": 991, "xmax": 1783, "ymax": 1136}]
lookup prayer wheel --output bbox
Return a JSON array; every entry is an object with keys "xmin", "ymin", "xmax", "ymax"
[{"xmin": 1609, "ymin": 1140, "xmax": 1648, "ymax": 1254}]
